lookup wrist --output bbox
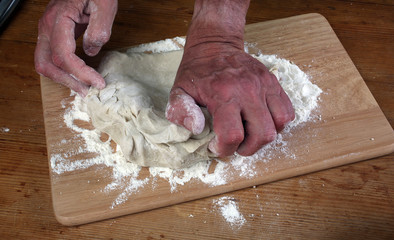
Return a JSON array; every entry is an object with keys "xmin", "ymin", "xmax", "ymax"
[{"xmin": 185, "ymin": 0, "xmax": 250, "ymax": 52}]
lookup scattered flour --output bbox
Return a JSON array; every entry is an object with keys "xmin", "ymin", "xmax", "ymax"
[
  {"xmin": 49, "ymin": 37, "xmax": 322, "ymax": 210},
  {"xmin": 1, "ymin": 127, "xmax": 10, "ymax": 133},
  {"xmin": 213, "ymin": 196, "xmax": 246, "ymax": 228}
]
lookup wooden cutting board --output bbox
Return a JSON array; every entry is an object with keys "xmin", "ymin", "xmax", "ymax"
[{"xmin": 41, "ymin": 13, "xmax": 394, "ymax": 226}]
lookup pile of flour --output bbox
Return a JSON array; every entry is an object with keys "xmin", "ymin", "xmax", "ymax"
[
  {"xmin": 213, "ymin": 196, "xmax": 246, "ymax": 228},
  {"xmin": 50, "ymin": 37, "xmax": 322, "ymax": 209}
]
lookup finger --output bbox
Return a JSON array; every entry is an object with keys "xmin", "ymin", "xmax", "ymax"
[
  {"xmin": 280, "ymin": 89, "xmax": 295, "ymax": 121},
  {"xmin": 237, "ymin": 102, "xmax": 277, "ymax": 156},
  {"xmin": 208, "ymin": 103, "xmax": 244, "ymax": 157},
  {"xmin": 35, "ymin": 35, "xmax": 89, "ymax": 96},
  {"xmin": 166, "ymin": 88, "xmax": 205, "ymax": 135},
  {"xmin": 266, "ymin": 94, "xmax": 293, "ymax": 132},
  {"xmin": 83, "ymin": 0, "xmax": 118, "ymax": 56},
  {"xmin": 51, "ymin": 16, "xmax": 105, "ymax": 89}
]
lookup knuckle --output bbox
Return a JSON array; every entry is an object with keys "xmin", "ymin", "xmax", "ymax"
[
  {"xmin": 276, "ymin": 113, "xmax": 291, "ymax": 125},
  {"xmin": 62, "ymin": 3, "xmax": 84, "ymax": 18},
  {"xmin": 39, "ymin": 2, "xmax": 64, "ymax": 29},
  {"xmin": 35, "ymin": 61, "xmax": 47, "ymax": 75},
  {"xmin": 40, "ymin": 9, "xmax": 53, "ymax": 25},
  {"xmin": 243, "ymin": 129, "xmax": 277, "ymax": 155},
  {"xmin": 262, "ymin": 131, "xmax": 277, "ymax": 143},
  {"xmin": 239, "ymin": 148, "xmax": 255, "ymax": 156},
  {"xmin": 38, "ymin": 13, "xmax": 53, "ymax": 32},
  {"xmin": 242, "ymin": 77, "xmax": 259, "ymax": 90},
  {"xmin": 51, "ymin": 53, "xmax": 66, "ymax": 68},
  {"xmin": 221, "ymin": 130, "xmax": 244, "ymax": 146}
]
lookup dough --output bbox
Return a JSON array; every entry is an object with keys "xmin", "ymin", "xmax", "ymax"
[{"xmin": 85, "ymin": 50, "xmax": 215, "ymax": 169}]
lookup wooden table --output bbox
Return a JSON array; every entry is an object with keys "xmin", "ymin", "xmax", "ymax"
[{"xmin": 1, "ymin": 0, "xmax": 393, "ymax": 239}]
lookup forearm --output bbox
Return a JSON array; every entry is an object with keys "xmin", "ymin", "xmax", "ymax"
[{"xmin": 185, "ymin": 0, "xmax": 250, "ymax": 52}]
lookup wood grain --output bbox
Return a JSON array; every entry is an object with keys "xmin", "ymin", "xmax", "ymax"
[
  {"xmin": 1, "ymin": 0, "xmax": 393, "ymax": 239},
  {"xmin": 40, "ymin": 13, "xmax": 394, "ymax": 226}
]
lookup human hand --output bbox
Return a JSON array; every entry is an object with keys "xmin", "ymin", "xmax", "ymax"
[
  {"xmin": 166, "ymin": 0, "xmax": 294, "ymax": 157},
  {"xmin": 166, "ymin": 43, "xmax": 295, "ymax": 157},
  {"xmin": 34, "ymin": 0, "xmax": 118, "ymax": 96}
]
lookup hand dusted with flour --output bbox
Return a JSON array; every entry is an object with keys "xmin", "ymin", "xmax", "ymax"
[
  {"xmin": 167, "ymin": 0, "xmax": 295, "ymax": 157},
  {"xmin": 35, "ymin": 0, "xmax": 118, "ymax": 96}
]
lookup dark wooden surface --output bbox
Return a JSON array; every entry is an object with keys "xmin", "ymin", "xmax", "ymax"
[{"xmin": 0, "ymin": 0, "xmax": 393, "ymax": 239}]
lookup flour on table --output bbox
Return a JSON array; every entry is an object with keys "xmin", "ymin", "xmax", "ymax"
[
  {"xmin": 213, "ymin": 196, "xmax": 246, "ymax": 229},
  {"xmin": 1, "ymin": 127, "xmax": 10, "ymax": 133},
  {"xmin": 50, "ymin": 37, "xmax": 322, "ymax": 209}
]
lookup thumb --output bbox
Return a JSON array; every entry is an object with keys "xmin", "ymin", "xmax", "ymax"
[
  {"xmin": 165, "ymin": 88, "xmax": 205, "ymax": 135},
  {"xmin": 83, "ymin": 0, "xmax": 118, "ymax": 56}
]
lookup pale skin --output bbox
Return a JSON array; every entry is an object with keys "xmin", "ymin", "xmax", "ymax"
[{"xmin": 35, "ymin": 0, "xmax": 295, "ymax": 157}]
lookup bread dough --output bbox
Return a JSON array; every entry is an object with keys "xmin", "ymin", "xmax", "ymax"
[{"xmin": 85, "ymin": 50, "xmax": 215, "ymax": 169}]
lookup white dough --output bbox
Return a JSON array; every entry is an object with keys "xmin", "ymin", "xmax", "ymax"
[{"xmin": 85, "ymin": 50, "xmax": 215, "ymax": 169}]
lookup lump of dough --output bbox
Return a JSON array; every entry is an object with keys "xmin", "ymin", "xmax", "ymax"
[{"xmin": 84, "ymin": 50, "xmax": 215, "ymax": 169}]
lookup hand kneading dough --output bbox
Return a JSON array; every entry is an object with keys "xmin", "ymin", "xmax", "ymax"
[{"xmin": 85, "ymin": 50, "xmax": 215, "ymax": 169}]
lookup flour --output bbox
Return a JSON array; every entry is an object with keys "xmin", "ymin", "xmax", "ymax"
[
  {"xmin": 126, "ymin": 37, "xmax": 185, "ymax": 54},
  {"xmin": 1, "ymin": 127, "xmax": 10, "ymax": 133},
  {"xmin": 213, "ymin": 196, "xmax": 246, "ymax": 228},
  {"xmin": 149, "ymin": 159, "xmax": 227, "ymax": 191},
  {"xmin": 50, "ymin": 37, "xmax": 322, "ymax": 210},
  {"xmin": 252, "ymin": 54, "xmax": 322, "ymax": 127}
]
